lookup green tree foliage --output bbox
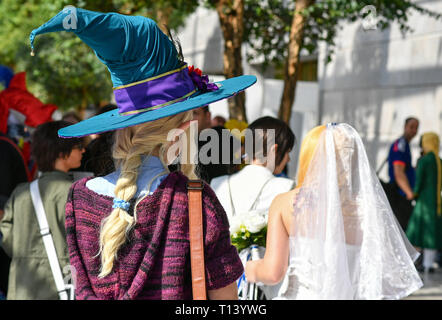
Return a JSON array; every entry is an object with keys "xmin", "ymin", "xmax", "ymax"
[
  {"xmin": 0, "ymin": 0, "xmax": 112, "ymax": 113},
  {"xmin": 115, "ymin": 0, "xmax": 199, "ymax": 32},
  {"xmin": 0, "ymin": 0, "xmax": 198, "ymax": 113},
  {"xmin": 244, "ymin": 0, "xmax": 442, "ymax": 68},
  {"xmin": 243, "ymin": 0, "xmax": 442, "ymax": 123}
]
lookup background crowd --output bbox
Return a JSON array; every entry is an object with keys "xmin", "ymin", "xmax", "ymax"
[
  {"xmin": 0, "ymin": 1, "xmax": 441, "ymax": 300},
  {"xmin": 0, "ymin": 94, "xmax": 438, "ymax": 299}
]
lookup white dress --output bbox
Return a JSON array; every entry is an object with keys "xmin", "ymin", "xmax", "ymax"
[
  {"xmin": 274, "ymin": 123, "xmax": 423, "ymax": 300},
  {"xmin": 275, "ymin": 237, "xmax": 362, "ymax": 300}
]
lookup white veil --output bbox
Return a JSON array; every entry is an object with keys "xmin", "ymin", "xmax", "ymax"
[{"xmin": 284, "ymin": 123, "xmax": 422, "ymax": 300}]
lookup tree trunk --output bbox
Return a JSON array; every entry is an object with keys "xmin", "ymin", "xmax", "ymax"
[
  {"xmin": 77, "ymin": 86, "xmax": 88, "ymax": 120},
  {"xmin": 278, "ymin": 0, "xmax": 314, "ymax": 124},
  {"xmin": 215, "ymin": 0, "xmax": 247, "ymax": 122}
]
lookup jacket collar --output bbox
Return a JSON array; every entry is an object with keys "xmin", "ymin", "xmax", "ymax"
[
  {"xmin": 39, "ymin": 170, "xmax": 73, "ymax": 181},
  {"xmin": 240, "ymin": 164, "xmax": 275, "ymax": 178}
]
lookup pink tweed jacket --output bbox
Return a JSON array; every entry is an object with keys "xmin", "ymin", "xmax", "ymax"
[{"xmin": 65, "ymin": 171, "xmax": 243, "ymax": 299}]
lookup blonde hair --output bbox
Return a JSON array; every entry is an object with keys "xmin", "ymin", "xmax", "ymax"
[
  {"xmin": 422, "ymin": 132, "xmax": 440, "ymax": 156},
  {"xmin": 421, "ymin": 132, "xmax": 441, "ymax": 215},
  {"xmin": 296, "ymin": 125, "xmax": 326, "ymax": 188},
  {"xmin": 98, "ymin": 111, "xmax": 197, "ymax": 278}
]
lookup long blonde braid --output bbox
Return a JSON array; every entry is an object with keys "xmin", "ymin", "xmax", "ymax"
[{"xmin": 98, "ymin": 111, "xmax": 196, "ymax": 278}]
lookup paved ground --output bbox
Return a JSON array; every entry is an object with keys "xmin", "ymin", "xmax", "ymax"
[{"xmin": 405, "ymin": 268, "xmax": 442, "ymax": 300}]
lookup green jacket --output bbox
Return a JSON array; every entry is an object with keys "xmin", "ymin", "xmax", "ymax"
[
  {"xmin": 0, "ymin": 171, "xmax": 73, "ymax": 300},
  {"xmin": 406, "ymin": 152, "xmax": 442, "ymax": 249}
]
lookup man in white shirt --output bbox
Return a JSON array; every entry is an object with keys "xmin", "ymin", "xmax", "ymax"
[{"xmin": 211, "ymin": 116, "xmax": 296, "ymax": 300}]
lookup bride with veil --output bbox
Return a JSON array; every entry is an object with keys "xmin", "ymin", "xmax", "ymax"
[{"xmin": 245, "ymin": 123, "xmax": 423, "ymax": 299}]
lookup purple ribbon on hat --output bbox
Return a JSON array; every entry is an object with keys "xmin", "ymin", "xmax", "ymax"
[
  {"xmin": 188, "ymin": 65, "xmax": 219, "ymax": 92},
  {"xmin": 113, "ymin": 64, "xmax": 219, "ymax": 116}
]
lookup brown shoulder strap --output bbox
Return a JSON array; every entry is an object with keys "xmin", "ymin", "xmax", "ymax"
[{"xmin": 187, "ymin": 179, "xmax": 207, "ymax": 300}]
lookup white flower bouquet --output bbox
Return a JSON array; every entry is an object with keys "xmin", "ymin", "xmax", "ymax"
[{"xmin": 229, "ymin": 209, "xmax": 268, "ymax": 252}]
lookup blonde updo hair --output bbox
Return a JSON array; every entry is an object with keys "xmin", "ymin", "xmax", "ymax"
[
  {"xmin": 296, "ymin": 125, "xmax": 326, "ymax": 188},
  {"xmin": 98, "ymin": 111, "xmax": 197, "ymax": 278}
]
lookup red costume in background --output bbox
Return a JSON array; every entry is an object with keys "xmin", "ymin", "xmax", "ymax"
[{"xmin": 0, "ymin": 72, "xmax": 58, "ymax": 178}]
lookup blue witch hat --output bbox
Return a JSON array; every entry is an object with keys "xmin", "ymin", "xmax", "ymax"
[{"xmin": 30, "ymin": 7, "xmax": 256, "ymax": 138}]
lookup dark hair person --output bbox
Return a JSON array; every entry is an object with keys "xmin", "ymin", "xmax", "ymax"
[
  {"xmin": 387, "ymin": 116, "xmax": 419, "ymax": 230},
  {"xmin": 61, "ymin": 111, "xmax": 82, "ymax": 124},
  {"xmin": 31, "ymin": 121, "xmax": 84, "ymax": 172},
  {"xmin": 210, "ymin": 116, "xmax": 296, "ymax": 299},
  {"xmin": 78, "ymin": 104, "xmax": 118, "ymax": 177},
  {"xmin": 247, "ymin": 116, "xmax": 296, "ymax": 171},
  {"xmin": 0, "ymin": 120, "xmax": 85, "ymax": 299}
]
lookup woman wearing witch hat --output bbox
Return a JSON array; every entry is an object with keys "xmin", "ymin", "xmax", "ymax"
[{"xmin": 30, "ymin": 8, "xmax": 256, "ymax": 300}]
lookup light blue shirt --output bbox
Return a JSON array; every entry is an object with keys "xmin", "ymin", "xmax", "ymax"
[{"xmin": 86, "ymin": 155, "xmax": 168, "ymax": 199}]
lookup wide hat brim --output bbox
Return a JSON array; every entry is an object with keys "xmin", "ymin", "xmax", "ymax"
[{"xmin": 59, "ymin": 75, "xmax": 256, "ymax": 138}]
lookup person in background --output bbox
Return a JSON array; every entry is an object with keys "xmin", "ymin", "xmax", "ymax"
[
  {"xmin": 211, "ymin": 116, "xmax": 296, "ymax": 299},
  {"xmin": 406, "ymin": 132, "xmax": 442, "ymax": 274},
  {"xmin": 0, "ymin": 129, "xmax": 31, "ymax": 202},
  {"xmin": 76, "ymin": 104, "xmax": 117, "ymax": 177},
  {"xmin": 212, "ymin": 115, "xmax": 226, "ymax": 128},
  {"xmin": 0, "ymin": 115, "xmax": 31, "ymax": 299},
  {"xmin": 387, "ymin": 117, "xmax": 419, "ymax": 230},
  {"xmin": 62, "ymin": 111, "xmax": 82, "ymax": 124},
  {"xmin": 192, "ymin": 106, "xmax": 237, "ymax": 183},
  {"xmin": 0, "ymin": 70, "xmax": 59, "ymax": 298},
  {"xmin": 0, "ymin": 132, "xmax": 30, "ymax": 298},
  {"xmin": 0, "ymin": 72, "xmax": 59, "ymax": 180},
  {"xmin": 0, "ymin": 195, "xmax": 10, "ymax": 300},
  {"xmin": 192, "ymin": 105, "xmax": 212, "ymax": 132},
  {"xmin": 211, "ymin": 116, "xmax": 296, "ymax": 222},
  {"xmin": 224, "ymin": 118, "xmax": 250, "ymax": 173},
  {"xmin": 0, "ymin": 121, "xmax": 84, "ymax": 299}
]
